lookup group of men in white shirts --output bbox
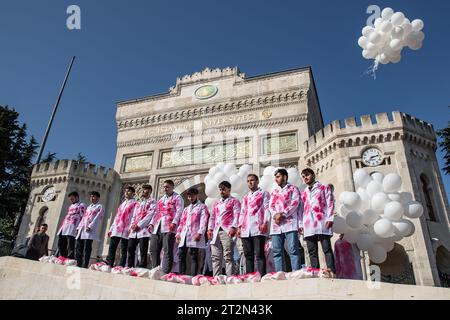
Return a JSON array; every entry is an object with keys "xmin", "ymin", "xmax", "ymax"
[{"xmin": 56, "ymin": 168, "xmax": 337, "ymax": 275}]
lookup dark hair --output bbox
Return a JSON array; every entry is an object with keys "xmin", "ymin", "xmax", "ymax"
[
  {"xmin": 274, "ymin": 168, "xmax": 288, "ymax": 178},
  {"xmin": 186, "ymin": 188, "xmax": 199, "ymax": 195},
  {"xmin": 41, "ymin": 223, "xmax": 48, "ymax": 228},
  {"xmin": 301, "ymin": 168, "xmax": 315, "ymax": 176},
  {"xmin": 125, "ymin": 186, "xmax": 136, "ymax": 193},
  {"xmin": 247, "ymin": 174, "xmax": 259, "ymax": 181},
  {"xmin": 164, "ymin": 180, "xmax": 175, "ymax": 187},
  {"xmin": 142, "ymin": 184, "xmax": 152, "ymax": 191},
  {"xmin": 218, "ymin": 181, "xmax": 231, "ymax": 189},
  {"xmin": 89, "ymin": 191, "xmax": 100, "ymax": 198},
  {"xmin": 68, "ymin": 191, "xmax": 79, "ymax": 198}
]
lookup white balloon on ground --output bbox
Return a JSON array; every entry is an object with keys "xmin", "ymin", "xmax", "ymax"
[
  {"xmin": 399, "ymin": 192, "xmax": 413, "ymax": 205},
  {"xmin": 205, "ymin": 183, "xmax": 220, "ymax": 198},
  {"xmin": 223, "ymin": 164, "xmax": 237, "ymax": 177},
  {"xmin": 342, "ymin": 192, "xmax": 361, "ymax": 210},
  {"xmin": 353, "ymin": 169, "xmax": 372, "ymax": 188},
  {"xmin": 356, "ymin": 233, "xmax": 372, "ymax": 251},
  {"xmin": 371, "ymin": 192, "xmax": 390, "ymax": 212},
  {"xmin": 346, "ymin": 211, "xmax": 363, "ymax": 229},
  {"xmin": 383, "ymin": 201, "xmax": 404, "ymax": 221},
  {"xmin": 209, "ymin": 166, "xmax": 220, "ymax": 176},
  {"xmin": 205, "ymin": 197, "xmax": 217, "ymax": 211},
  {"xmin": 382, "ymin": 173, "xmax": 402, "ymax": 193},
  {"xmin": 357, "ymin": 188, "xmax": 370, "ymax": 211},
  {"xmin": 366, "ymin": 180, "xmax": 383, "ymax": 197},
  {"xmin": 343, "ymin": 229, "xmax": 359, "ymax": 244},
  {"xmin": 338, "ymin": 204, "xmax": 351, "ymax": 218},
  {"xmin": 238, "ymin": 164, "xmax": 252, "ymax": 175},
  {"xmin": 403, "ymin": 220, "xmax": 416, "ymax": 237},
  {"xmin": 362, "ymin": 209, "xmax": 380, "ymax": 226},
  {"xmin": 387, "ymin": 193, "xmax": 401, "ymax": 202},
  {"xmin": 376, "ymin": 238, "xmax": 395, "ymax": 253},
  {"xmin": 263, "ymin": 166, "xmax": 276, "ymax": 176},
  {"xmin": 392, "ymin": 219, "xmax": 413, "ymax": 237},
  {"xmin": 213, "ymin": 171, "xmax": 228, "ymax": 184},
  {"xmin": 371, "ymin": 172, "xmax": 384, "ymax": 183},
  {"xmin": 404, "ymin": 201, "xmax": 424, "ymax": 219},
  {"xmin": 332, "ymin": 215, "xmax": 349, "ymax": 234},
  {"xmin": 374, "ymin": 218, "xmax": 394, "ymax": 238},
  {"xmin": 369, "ymin": 244, "xmax": 388, "ymax": 264}
]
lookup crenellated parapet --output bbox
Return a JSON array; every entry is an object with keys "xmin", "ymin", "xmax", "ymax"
[
  {"xmin": 304, "ymin": 111, "xmax": 437, "ymax": 165},
  {"xmin": 30, "ymin": 160, "xmax": 118, "ymax": 189}
]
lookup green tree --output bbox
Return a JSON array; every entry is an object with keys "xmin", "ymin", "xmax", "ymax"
[
  {"xmin": 437, "ymin": 121, "xmax": 450, "ymax": 175},
  {"xmin": 0, "ymin": 105, "xmax": 38, "ymax": 239},
  {"xmin": 77, "ymin": 152, "xmax": 87, "ymax": 162},
  {"xmin": 41, "ymin": 152, "xmax": 58, "ymax": 163}
]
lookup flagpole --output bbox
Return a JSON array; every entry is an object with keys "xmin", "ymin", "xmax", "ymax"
[{"xmin": 36, "ymin": 56, "xmax": 76, "ymax": 164}]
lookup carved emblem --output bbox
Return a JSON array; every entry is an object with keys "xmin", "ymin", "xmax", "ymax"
[{"xmin": 262, "ymin": 110, "xmax": 272, "ymax": 119}]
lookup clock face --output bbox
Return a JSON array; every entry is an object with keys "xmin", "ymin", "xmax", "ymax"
[
  {"xmin": 362, "ymin": 148, "xmax": 383, "ymax": 167},
  {"xmin": 42, "ymin": 186, "xmax": 56, "ymax": 202},
  {"xmin": 194, "ymin": 85, "xmax": 218, "ymax": 100}
]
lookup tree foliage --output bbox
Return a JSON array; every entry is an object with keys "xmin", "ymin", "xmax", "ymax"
[{"xmin": 0, "ymin": 105, "xmax": 38, "ymax": 239}]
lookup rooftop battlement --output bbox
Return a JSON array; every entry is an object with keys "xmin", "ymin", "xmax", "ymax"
[
  {"xmin": 304, "ymin": 111, "xmax": 436, "ymax": 152},
  {"xmin": 32, "ymin": 160, "xmax": 116, "ymax": 181}
]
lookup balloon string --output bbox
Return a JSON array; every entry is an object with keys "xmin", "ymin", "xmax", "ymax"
[{"xmin": 363, "ymin": 60, "xmax": 379, "ymax": 80}]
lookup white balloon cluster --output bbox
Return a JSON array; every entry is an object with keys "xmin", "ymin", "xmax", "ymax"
[
  {"xmin": 258, "ymin": 166, "xmax": 306, "ymax": 193},
  {"xmin": 204, "ymin": 163, "xmax": 252, "ymax": 212},
  {"xmin": 359, "ymin": 7, "xmax": 425, "ymax": 67},
  {"xmin": 203, "ymin": 163, "xmax": 306, "ymax": 212},
  {"xmin": 333, "ymin": 169, "xmax": 424, "ymax": 264}
]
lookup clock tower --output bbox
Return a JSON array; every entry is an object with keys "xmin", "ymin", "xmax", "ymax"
[{"xmin": 16, "ymin": 160, "xmax": 120, "ymax": 255}]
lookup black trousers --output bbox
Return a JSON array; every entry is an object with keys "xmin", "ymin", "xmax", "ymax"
[
  {"xmin": 106, "ymin": 236, "xmax": 128, "ymax": 267},
  {"xmin": 57, "ymin": 235, "xmax": 76, "ymax": 259},
  {"xmin": 75, "ymin": 239, "xmax": 93, "ymax": 268},
  {"xmin": 178, "ymin": 245, "xmax": 199, "ymax": 276},
  {"xmin": 150, "ymin": 229, "xmax": 175, "ymax": 274},
  {"xmin": 127, "ymin": 237, "xmax": 150, "ymax": 268},
  {"xmin": 305, "ymin": 234, "xmax": 336, "ymax": 273},
  {"xmin": 242, "ymin": 235, "xmax": 267, "ymax": 275}
]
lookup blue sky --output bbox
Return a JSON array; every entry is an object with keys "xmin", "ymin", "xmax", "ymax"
[{"xmin": 1, "ymin": 0, "xmax": 449, "ymax": 194}]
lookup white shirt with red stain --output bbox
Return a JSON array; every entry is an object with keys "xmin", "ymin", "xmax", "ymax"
[
  {"xmin": 176, "ymin": 200, "xmax": 210, "ymax": 248},
  {"xmin": 239, "ymin": 188, "xmax": 270, "ymax": 238},
  {"xmin": 269, "ymin": 183, "xmax": 301, "ymax": 235},
  {"xmin": 208, "ymin": 196, "xmax": 241, "ymax": 244},
  {"xmin": 57, "ymin": 202, "xmax": 86, "ymax": 237},
  {"xmin": 76, "ymin": 203, "xmax": 104, "ymax": 241},
  {"xmin": 150, "ymin": 192, "xmax": 184, "ymax": 234},
  {"xmin": 299, "ymin": 181, "xmax": 335, "ymax": 238},
  {"xmin": 128, "ymin": 197, "xmax": 157, "ymax": 239},
  {"xmin": 109, "ymin": 199, "xmax": 139, "ymax": 239}
]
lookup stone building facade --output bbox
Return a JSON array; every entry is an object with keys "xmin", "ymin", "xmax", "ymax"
[{"xmin": 17, "ymin": 66, "xmax": 450, "ymax": 287}]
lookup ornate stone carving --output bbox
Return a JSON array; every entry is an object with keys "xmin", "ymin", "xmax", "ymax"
[
  {"xmin": 159, "ymin": 139, "xmax": 252, "ymax": 168},
  {"xmin": 122, "ymin": 153, "xmax": 153, "ymax": 173},
  {"xmin": 262, "ymin": 132, "xmax": 298, "ymax": 155}
]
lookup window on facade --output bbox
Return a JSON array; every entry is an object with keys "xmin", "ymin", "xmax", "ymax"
[{"xmin": 420, "ymin": 174, "xmax": 437, "ymax": 222}]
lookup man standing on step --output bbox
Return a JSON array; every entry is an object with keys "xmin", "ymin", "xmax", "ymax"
[
  {"xmin": 208, "ymin": 181, "xmax": 241, "ymax": 276},
  {"xmin": 149, "ymin": 180, "xmax": 184, "ymax": 273},
  {"xmin": 299, "ymin": 168, "xmax": 336, "ymax": 275},
  {"xmin": 269, "ymin": 169, "xmax": 302, "ymax": 272},
  {"xmin": 57, "ymin": 191, "xmax": 86, "ymax": 259},
  {"xmin": 106, "ymin": 186, "xmax": 138, "ymax": 267},
  {"xmin": 75, "ymin": 191, "xmax": 104, "ymax": 268},
  {"xmin": 176, "ymin": 187, "xmax": 209, "ymax": 276},
  {"xmin": 127, "ymin": 184, "xmax": 156, "ymax": 268},
  {"xmin": 238, "ymin": 174, "xmax": 270, "ymax": 275}
]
